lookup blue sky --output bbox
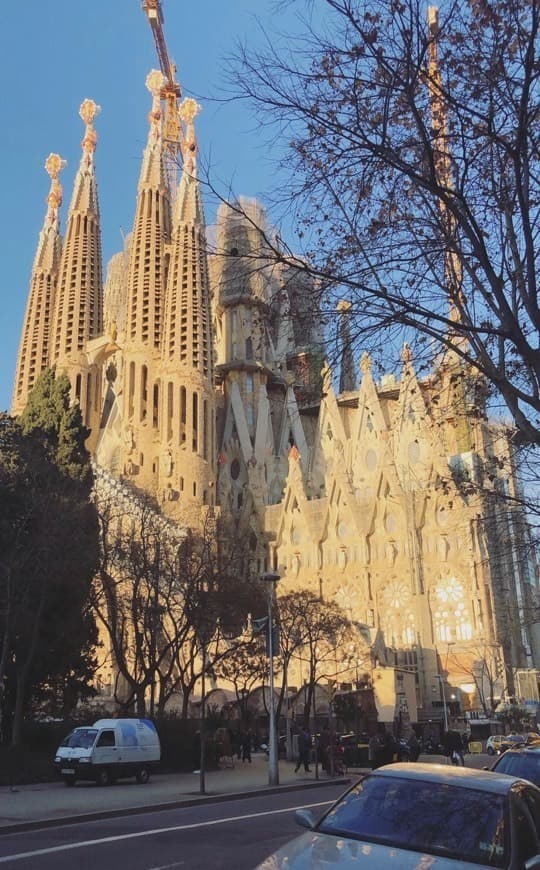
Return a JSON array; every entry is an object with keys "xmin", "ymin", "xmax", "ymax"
[{"xmin": 0, "ymin": 0, "xmax": 307, "ymax": 411}]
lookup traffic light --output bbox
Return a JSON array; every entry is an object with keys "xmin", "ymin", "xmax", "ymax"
[
  {"xmin": 252, "ymin": 616, "xmax": 269, "ymax": 635},
  {"xmin": 270, "ymin": 622, "xmax": 280, "ymax": 656},
  {"xmin": 252, "ymin": 616, "xmax": 280, "ymax": 655}
]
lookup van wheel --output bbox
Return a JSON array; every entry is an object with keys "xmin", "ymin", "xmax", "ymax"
[
  {"xmin": 487, "ymin": 747, "xmax": 494, "ymax": 756},
  {"xmin": 136, "ymin": 766, "xmax": 150, "ymax": 784},
  {"xmin": 63, "ymin": 777, "xmax": 76, "ymax": 787},
  {"xmin": 95, "ymin": 768, "xmax": 110, "ymax": 786}
]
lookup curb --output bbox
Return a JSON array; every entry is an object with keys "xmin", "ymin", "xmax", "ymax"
[{"xmin": 0, "ymin": 777, "xmax": 351, "ymax": 836}]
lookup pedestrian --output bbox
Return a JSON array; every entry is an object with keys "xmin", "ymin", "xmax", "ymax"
[
  {"xmin": 319, "ymin": 726, "xmax": 331, "ymax": 772},
  {"xmin": 294, "ymin": 725, "xmax": 312, "ymax": 773},
  {"xmin": 381, "ymin": 729, "xmax": 397, "ymax": 765},
  {"xmin": 368, "ymin": 732, "xmax": 382, "ymax": 770},
  {"xmin": 446, "ymin": 730, "xmax": 465, "ymax": 766},
  {"xmin": 407, "ymin": 731, "xmax": 420, "ymax": 762},
  {"xmin": 232, "ymin": 730, "xmax": 242, "ymax": 760},
  {"xmin": 242, "ymin": 728, "xmax": 252, "ymax": 763}
]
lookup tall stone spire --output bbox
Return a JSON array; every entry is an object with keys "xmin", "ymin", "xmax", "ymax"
[
  {"xmin": 12, "ymin": 154, "xmax": 66, "ymax": 415},
  {"xmin": 160, "ymin": 97, "xmax": 216, "ymax": 512},
  {"xmin": 427, "ymin": 6, "xmax": 463, "ymax": 313},
  {"xmin": 50, "ymin": 99, "xmax": 104, "ymax": 426},
  {"xmin": 337, "ymin": 300, "xmax": 357, "ymax": 393},
  {"xmin": 119, "ymin": 71, "xmax": 173, "ymax": 497},
  {"xmin": 125, "ymin": 71, "xmax": 171, "ymax": 350}
]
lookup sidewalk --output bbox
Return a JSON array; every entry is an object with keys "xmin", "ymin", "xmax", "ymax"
[{"xmin": 0, "ymin": 753, "xmax": 352, "ymax": 834}]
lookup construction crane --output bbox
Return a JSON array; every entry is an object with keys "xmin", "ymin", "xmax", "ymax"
[{"xmin": 142, "ymin": 0, "xmax": 183, "ymax": 173}]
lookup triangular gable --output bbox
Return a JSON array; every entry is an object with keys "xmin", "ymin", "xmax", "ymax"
[
  {"xmin": 272, "ymin": 447, "xmax": 310, "ymax": 549},
  {"xmin": 352, "ymin": 353, "xmax": 388, "ymax": 446},
  {"xmin": 394, "ymin": 345, "xmax": 430, "ymax": 440},
  {"xmin": 394, "ymin": 347, "xmax": 451, "ymax": 486}
]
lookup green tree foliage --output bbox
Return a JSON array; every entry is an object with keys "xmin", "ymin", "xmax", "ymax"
[
  {"xmin": 19, "ymin": 368, "xmax": 91, "ymax": 483},
  {"xmin": 0, "ymin": 370, "xmax": 99, "ymax": 745}
]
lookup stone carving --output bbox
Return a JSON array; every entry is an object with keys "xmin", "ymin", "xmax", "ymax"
[
  {"xmin": 44, "ymin": 153, "xmax": 66, "ymax": 212},
  {"xmin": 79, "ymin": 99, "xmax": 100, "ymax": 155},
  {"xmin": 360, "ymin": 351, "xmax": 371, "ymax": 375},
  {"xmin": 401, "ymin": 342, "xmax": 413, "ymax": 364},
  {"xmin": 146, "ymin": 69, "xmax": 167, "ymax": 97}
]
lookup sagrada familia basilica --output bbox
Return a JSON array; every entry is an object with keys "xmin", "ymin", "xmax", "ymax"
[{"xmin": 11, "ymin": 20, "xmax": 540, "ymax": 724}]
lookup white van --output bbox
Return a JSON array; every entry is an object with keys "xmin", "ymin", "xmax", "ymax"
[{"xmin": 54, "ymin": 718, "xmax": 161, "ymax": 786}]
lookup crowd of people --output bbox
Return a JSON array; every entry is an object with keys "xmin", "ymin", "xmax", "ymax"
[{"xmin": 211, "ymin": 723, "xmax": 471, "ymax": 773}]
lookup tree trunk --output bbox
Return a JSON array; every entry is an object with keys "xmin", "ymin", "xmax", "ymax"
[{"xmin": 11, "ymin": 667, "xmax": 28, "ymax": 747}]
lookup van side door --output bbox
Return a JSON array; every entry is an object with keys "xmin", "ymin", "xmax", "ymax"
[{"xmin": 93, "ymin": 729, "xmax": 118, "ymax": 767}]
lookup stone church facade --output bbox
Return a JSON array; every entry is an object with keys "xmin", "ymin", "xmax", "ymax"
[{"xmin": 12, "ymin": 63, "xmax": 540, "ymax": 720}]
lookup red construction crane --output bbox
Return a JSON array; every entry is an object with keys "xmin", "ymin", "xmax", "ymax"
[{"xmin": 142, "ymin": 0, "xmax": 183, "ymax": 162}]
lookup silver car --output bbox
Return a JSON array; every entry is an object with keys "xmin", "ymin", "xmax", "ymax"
[{"xmin": 256, "ymin": 763, "xmax": 540, "ymax": 869}]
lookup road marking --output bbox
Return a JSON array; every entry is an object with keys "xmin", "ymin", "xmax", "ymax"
[{"xmin": 0, "ymin": 800, "xmax": 331, "ymax": 864}]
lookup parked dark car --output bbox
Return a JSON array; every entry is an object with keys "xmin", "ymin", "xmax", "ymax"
[
  {"xmin": 422, "ymin": 736, "xmax": 446, "ymax": 755},
  {"xmin": 337, "ymin": 732, "xmax": 370, "ymax": 767},
  {"xmin": 498, "ymin": 733, "xmax": 540, "ymax": 755},
  {"xmin": 491, "ymin": 745, "xmax": 540, "ymax": 787}
]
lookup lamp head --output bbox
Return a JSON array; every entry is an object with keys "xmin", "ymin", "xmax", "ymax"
[{"xmin": 260, "ymin": 572, "xmax": 281, "ymax": 584}]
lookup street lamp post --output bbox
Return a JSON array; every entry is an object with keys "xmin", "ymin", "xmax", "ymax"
[
  {"xmin": 435, "ymin": 674, "xmax": 449, "ymax": 733},
  {"xmin": 261, "ymin": 571, "xmax": 280, "ymax": 786}
]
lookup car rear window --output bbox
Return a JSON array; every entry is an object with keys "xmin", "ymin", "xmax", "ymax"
[
  {"xmin": 318, "ymin": 775, "xmax": 507, "ymax": 867},
  {"xmin": 495, "ymin": 753, "xmax": 540, "ymax": 786}
]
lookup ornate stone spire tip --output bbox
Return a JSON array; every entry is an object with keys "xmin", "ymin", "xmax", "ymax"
[
  {"xmin": 45, "ymin": 153, "xmax": 67, "ymax": 180},
  {"xmin": 428, "ymin": 5, "xmax": 440, "ymax": 35},
  {"xmin": 79, "ymin": 99, "xmax": 101, "ymax": 126},
  {"xmin": 401, "ymin": 342, "xmax": 413, "ymax": 364},
  {"xmin": 44, "ymin": 153, "xmax": 66, "ymax": 212},
  {"xmin": 360, "ymin": 351, "xmax": 372, "ymax": 375},
  {"xmin": 146, "ymin": 69, "xmax": 167, "ymax": 97},
  {"xmin": 179, "ymin": 97, "xmax": 201, "ymax": 124},
  {"xmin": 337, "ymin": 299, "xmax": 352, "ymax": 313},
  {"xmin": 79, "ymin": 100, "xmax": 100, "ymax": 155}
]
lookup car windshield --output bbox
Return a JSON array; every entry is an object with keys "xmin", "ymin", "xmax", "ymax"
[
  {"xmin": 318, "ymin": 775, "xmax": 507, "ymax": 868},
  {"xmin": 495, "ymin": 753, "xmax": 540, "ymax": 786},
  {"xmin": 60, "ymin": 728, "xmax": 97, "ymax": 749}
]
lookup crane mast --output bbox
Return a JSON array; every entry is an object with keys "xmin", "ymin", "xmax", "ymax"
[{"xmin": 142, "ymin": 0, "xmax": 183, "ymax": 186}]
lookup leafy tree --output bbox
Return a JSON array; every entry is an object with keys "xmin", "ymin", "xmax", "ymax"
[
  {"xmin": 19, "ymin": 368, "xmax": 91, "ymax": 483},
  {"xmin": 230, "ymin": 0, "xmax": 540, "ymax": 445},
  {"xmin": 0, "ymin": 371, "xmax": 99, "ymax": 744}
]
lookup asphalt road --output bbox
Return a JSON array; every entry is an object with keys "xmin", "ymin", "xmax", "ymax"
[{"xmin": 0, "ymin": 783, "xmax": 345, "ymax": 870}]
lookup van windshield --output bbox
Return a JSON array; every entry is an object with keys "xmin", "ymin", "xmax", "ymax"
[{"xmin": 61, "ymin": 728, "xmax": 97, "ymax": 749}]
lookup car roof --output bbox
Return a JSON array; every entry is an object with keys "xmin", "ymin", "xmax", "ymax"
[
  {"xmin": 372, "ymin": 762, "xmax": 535, "ymax": 794},
  {"xmin": 499, "ymin": 745, "xmax": 540, "ymax": 756}
]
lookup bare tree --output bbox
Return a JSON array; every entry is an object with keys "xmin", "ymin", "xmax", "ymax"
[
  {"xmin": 212, "ymin": 636, "xmax": 269, "ymax": 723},
  {"xmin": 92, "ymin": 492, "xmax": 181, "ymax": 716},
  {"xmin": 93, "ymin": 488, "xmax": 264, "ymax": 718},
  {"xmin": 278, "ymin": 591, "xmax": 370, "ymax": 723},
  {"xmin": 446, "ymin": 643, "xmax": 504, "ymax": 716},
  {"xmin": 228, "ymin": 0, "xmax": 540, "ymax": 445}
]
